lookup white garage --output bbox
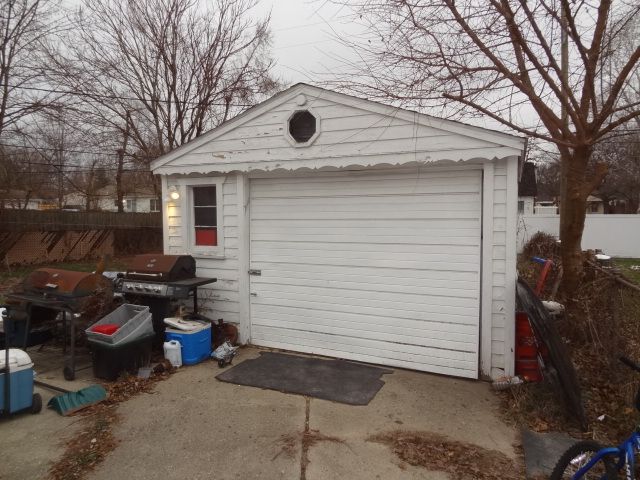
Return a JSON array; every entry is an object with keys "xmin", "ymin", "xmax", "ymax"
[{"xmin": 152, "ymin": 83, "xmax": 524, "ymax": 380}]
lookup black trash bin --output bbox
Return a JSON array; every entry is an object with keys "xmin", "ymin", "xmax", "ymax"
[{"xmin": 88, "ymin": 332, "xmax": 154, "ymax": 381}]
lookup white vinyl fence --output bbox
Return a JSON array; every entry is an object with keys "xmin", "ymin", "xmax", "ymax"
[{"xmin": 518, "ymin": 214, "xmax": 640, "ymax": 258}]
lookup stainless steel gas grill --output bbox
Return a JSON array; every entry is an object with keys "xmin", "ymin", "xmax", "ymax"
[{"xmin": 115, "ymin": 255, "xmax": 216, "ymax": 344}]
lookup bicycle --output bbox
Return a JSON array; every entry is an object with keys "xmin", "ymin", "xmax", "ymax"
[{"xmin": 550, "ymin": 356, "xmax": 640, "ymax": 480}]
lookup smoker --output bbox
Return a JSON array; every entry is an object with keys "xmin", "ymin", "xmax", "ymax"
[
  {"xmin": 5, "ymin": 268, "xmax": 113, "ymax": 380},
  {"xmin": 116, "ymin": 255, "xmax": 216, "ymax": 345}
]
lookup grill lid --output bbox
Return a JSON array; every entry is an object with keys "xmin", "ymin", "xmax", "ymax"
[
  {"xmin": 125, "ymin": 255, "xmax": 196, "ymax": 282},
  {"xmin": 22, "ymin": 268, "xmax": 111, "ymax": 297}
]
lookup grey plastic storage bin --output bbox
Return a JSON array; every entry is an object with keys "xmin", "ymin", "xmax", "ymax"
[{"xmin": 86, "ymin": 304, "xmax": 153, "ymax": 345}]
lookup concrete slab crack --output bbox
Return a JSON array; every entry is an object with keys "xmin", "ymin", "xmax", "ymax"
[{"xmin": 300, "ymin": 397, "xmax": 311, "ymax": 480}]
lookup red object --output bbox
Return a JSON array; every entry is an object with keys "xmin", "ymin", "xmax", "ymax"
[
  {"xmin": 195, "ymin": 228, "xmax": 217, "ymax": 246},
  {"xmin": 515, "ymin": 312, "xmax": 543, "ymax": 382},
  {"xmin": 535, "ymin": 260, "xmax": 553, "ymax": 295},
  {"xmin": 91, "ymin": 324, "xmax": 119, "ymax": 335}
]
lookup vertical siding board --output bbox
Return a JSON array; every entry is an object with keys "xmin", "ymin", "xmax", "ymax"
[
  {"xmin": 503, "ymin": 156, "xmax": 519, "ymax": 376},
  {"xmin": 480, "ymin": 162, "xmax": 494, "ymax": 378},
  {"xmin": 490, "ymin": 157, "xmax": 511, "ymax": 376},
  {"xmin": 237, "ymin": 174, "xmax": 250, "ymax": 344}
]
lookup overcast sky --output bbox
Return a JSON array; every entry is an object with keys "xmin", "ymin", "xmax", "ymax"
[
  {"xmin": 252, "ymin": 0, "xmax": 542, "ymax": 139},
  {"xmin": 252, "ymin": 0, "xmax": 359, "ymax": 85},
  {"xmin": 59, "ymin": 0, "xmax": 540, "ymax": 142}
]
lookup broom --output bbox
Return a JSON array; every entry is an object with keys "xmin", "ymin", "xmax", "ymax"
[{"xmin": 35, "ymin": 380, "xmax": 107, "ymax": 416}]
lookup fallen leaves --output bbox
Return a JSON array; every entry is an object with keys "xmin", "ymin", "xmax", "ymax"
[
  {"xmin": 48, "ymin": 407, "xmax": 118, "ymax": 480},
  {"xmin": 370, "ymin": 430, "xmax": 524, "ymax": 480}
]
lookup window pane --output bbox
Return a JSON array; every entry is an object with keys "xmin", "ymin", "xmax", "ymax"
[
  {"xmin": 194, "ymin": 206, "xmax": 216, "ymax": 226},
  {"xmin": 195, "ymin": 227, "xmax": 217, "ymax": 246},
  {"xmin": 193, "ymin": 186, "xmax": 216, "ymax": 206}
]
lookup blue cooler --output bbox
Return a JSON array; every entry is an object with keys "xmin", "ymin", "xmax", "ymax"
[
  {"xmin": 1, "ymin": 349, "xmax": 41, "ymax": 414},
  {"xmin": 165, "ymin": 322, "xmax": 212, "ymax": 366}
]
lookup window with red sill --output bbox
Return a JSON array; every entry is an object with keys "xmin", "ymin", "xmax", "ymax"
[{"xmin": 193, "ymin": 186, "xmax": 217, "ymax": 246}]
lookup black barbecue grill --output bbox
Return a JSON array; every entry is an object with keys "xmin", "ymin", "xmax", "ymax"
[
  {"xmin": 5, "ymin": 268, "xmax": 114, "ymax": 380},
  {"xmin": 116, "ymin": 255, "xmax": 216, "ymax": 344}
]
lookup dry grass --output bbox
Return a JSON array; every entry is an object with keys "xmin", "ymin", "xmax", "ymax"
[
  {"xmin": 506, "ymin": 235, "xmax": 640, "ymax": 444},
  {"xmin": 369, "ymin": 430, "xmax": 524, "ymax": 480}
]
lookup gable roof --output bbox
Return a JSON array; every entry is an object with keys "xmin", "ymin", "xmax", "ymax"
[{"xmin": 151, "ymin": 83, "xmax": 524, "ymax": 175}]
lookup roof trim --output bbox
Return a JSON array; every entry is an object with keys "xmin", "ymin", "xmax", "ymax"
[{"xmin": 151, "ymin": 83, "xmax": 525, "ymax": 172}]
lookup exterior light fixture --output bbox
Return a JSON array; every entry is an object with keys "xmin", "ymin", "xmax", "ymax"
[{"xmin": 168, "ymin": 186, "xmax": 180, "ymax": 200}]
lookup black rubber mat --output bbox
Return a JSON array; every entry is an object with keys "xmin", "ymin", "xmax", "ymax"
[{"xmin": 216, "ymin": 351, "xmax": 392, "ymax": 405}]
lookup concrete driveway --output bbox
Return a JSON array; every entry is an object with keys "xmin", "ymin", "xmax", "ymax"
[
  {"xmin": 1, "ymin": 346, "xmax": 519, "ymax": 479},
  {"xmin": 91, "ymin": 347, "xmax": 518, "ymax": 480}
]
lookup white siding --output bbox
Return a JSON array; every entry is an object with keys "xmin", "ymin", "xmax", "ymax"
[
  {"xmin": 491, "ymin": 158, "xmax": 509, "ymax": 378},
  {"xmin": 165, "ymin": 174, "xmax": 241, "ymax": 324},
  {"xmin": 153, "ymin": 85, "xmax": 524, "ymax": 175}
]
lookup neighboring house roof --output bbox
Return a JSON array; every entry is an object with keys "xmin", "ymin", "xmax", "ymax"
[
  {"xmin": 94, "ymin": 184, "xmax": 157, "ymax": 198},
  {"xmin": 151, "ymin": 83, "xmax": 525, "ymax": 175},
  {"xmin": 518, "ymin": 162, "xmax": 537, "ymax": 197},
  {"xmin": 587, "ymin": 195, "xmax": 603, "ymax": 203}
]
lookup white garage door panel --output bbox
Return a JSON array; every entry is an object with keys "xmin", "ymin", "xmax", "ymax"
[
  {"xmin": 249, "ymin": 170, "xmax": 482, "ymax": 378},
  {"xmin": 252, "ymin": 325, "xmax": 479, "ymax": 363},
  {"xmin": 258, "ymin": 264, "xmax": 480, "ymax": 285},
  {"xmin": 251, "ymin": 315, "xmax": 477, "ymax": 353},
  {"xmin": 251, "ymin": 332, "xmax": 478, "ymax": 377},
  {"xmin": 251, "ymin": 307, "xmax": 479, "ymax": 343}
]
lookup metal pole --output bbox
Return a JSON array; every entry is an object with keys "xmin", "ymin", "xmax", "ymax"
[
  {"xmin": 3, "ymin": 306, "xmax": 11, "ymax": 416},
  {"xmin": 560, "ymin": 3, "xmax": 569, "ymax": 128}
]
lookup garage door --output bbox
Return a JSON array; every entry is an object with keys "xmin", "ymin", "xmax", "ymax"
[{"xmin": 249, "ymin": 169, "xmax": 482, "ymax": 378}]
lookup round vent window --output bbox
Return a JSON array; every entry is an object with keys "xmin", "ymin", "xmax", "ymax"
[{"xmin": 288, "ymin": 110, "xmax": 316, "ymax": 143}]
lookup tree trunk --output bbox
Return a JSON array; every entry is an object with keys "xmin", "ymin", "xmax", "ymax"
[
  {"xmin": 115, "ymin": 114, "xmax": 131, "ymax": 213},
  {"xmin": 558, "ymin": 146, "xmax": 607, "ymax": 307}
]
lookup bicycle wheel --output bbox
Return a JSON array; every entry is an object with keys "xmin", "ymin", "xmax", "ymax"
[{"xmin": 550, "ymin": 440, "xmax": 618, "ymax": 480}]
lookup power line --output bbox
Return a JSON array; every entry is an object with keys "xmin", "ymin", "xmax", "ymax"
[
  {"xmin": 0, "ymin": 141, "xmax": 145, "ymax": 158},
  {"xmin": 0, "ymin": 83, "xmax": 257, "ymax": 108}
]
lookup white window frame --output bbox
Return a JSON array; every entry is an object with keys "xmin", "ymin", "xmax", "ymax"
[
  {"xmin": 149, "ymin": 198, "xmax": 160, "ymax": 212},
  {"xmin": 284, "ymin": 108, "xmax": 321, "ymax": 148},
  {"xmin": 125, "ymin": 198, "xmax": 137, "ymax": 212},
  {"xmin": 177, "ymin": 177, "xmax": 225, "ymax": 257}
]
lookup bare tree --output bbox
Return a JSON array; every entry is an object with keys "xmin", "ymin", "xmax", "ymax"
[
  {"xmin": 47, "ymin": 0, "xmax": 278, "ymax": 165},
  {"xmin": 0, "ymin": 146, "xmax": 51, "ymax": 209},
  {"xmin": 0, "ymin": 0, "xmax": 61, "ymax": 139},
  {"xmin": 17, "ymin": 106, "xmax": 113, "ymax": 209},
  {"xmin": 329, "ymin": 0, "xmax": 640, "ymax": 304},
  {"xmin": 594, "ymin": 133, "xmax": 640, "ymax": 213}
]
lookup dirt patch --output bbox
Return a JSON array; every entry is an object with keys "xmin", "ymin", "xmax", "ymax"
[
  {"xmin": 295, "ymin": 397, "xmax": 346, "ymax": 479},
  {"xmin": 370, "ymin": 430, "xmax": 523, "ymax": 479},
  {"xmin": 273, "ymin": 432, "xmax": 299, "ymax": 461},
  {"xmin": 273, "ymin": 429, "xmax": 344, "ymax": 462}
]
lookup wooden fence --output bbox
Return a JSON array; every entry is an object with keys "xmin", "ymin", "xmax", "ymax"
[
  {"xmin": 0, "ymin": 210, "xmax": 163, "ymax": 265},
  {"xmin": 0, "ymin": 209, "xmax": 161, "ymax": 232}
]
